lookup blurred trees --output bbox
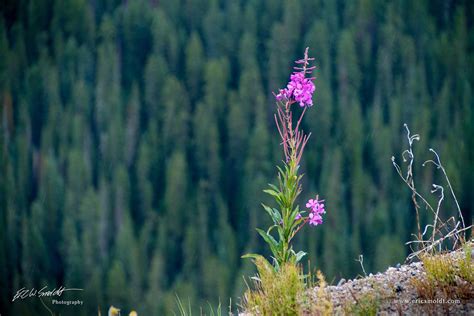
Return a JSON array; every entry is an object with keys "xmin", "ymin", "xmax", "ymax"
[{"xmin": 0, "ymin": 0, "xmax": 473, "ymax": 314}]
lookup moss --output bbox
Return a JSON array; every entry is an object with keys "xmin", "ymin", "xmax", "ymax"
[
  {"xmin": 343, "ymin": 289, "xmax": 380, "ymax": 316},
  {"xmin": 413, "ymin": 243, "xmax": 474, "ymax": 301},
  {"xmin": 458, "ymin": 243, "xmax": 474, "ymax": 283},
  {"xmin": 422, "ymin": 253, "xmax": 457, "ymax": 285}
]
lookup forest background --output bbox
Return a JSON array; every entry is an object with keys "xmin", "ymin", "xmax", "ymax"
[{"xmin": 0, "ymin": 0, "xmax": 473, "ymax": 314}]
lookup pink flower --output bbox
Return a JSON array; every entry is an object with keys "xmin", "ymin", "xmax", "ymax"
[
  {"xmin": 275, "ymin": 49, "xmax": 316, "ymax": 107},
  {"xmin": 306, "ymin": 199, "xmax": 317, "ymax": 209},
  {"xmin": 308, "ymin": 212, "xmax": 323, "ymax": 226},
  {"xmin": 306, "ymin": 196, "xmax": 325, "ymax": 226},
  {"xmin": 276, "ymin": 72, "xmax": 315, "ymax": 107}
]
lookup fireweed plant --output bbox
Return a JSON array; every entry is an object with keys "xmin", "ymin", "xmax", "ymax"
[{"xmin": 243, "ymin": 48, "xmax": 326, "ymax": 270}]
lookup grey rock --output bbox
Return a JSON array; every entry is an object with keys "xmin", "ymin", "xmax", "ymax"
[
  {"xmin": 395, "ymin": 284, "xmax": 404, "ymax": 293},
  {"xmin": 387, "ymin": 267, "xmax": 397, "ymax": 273}
]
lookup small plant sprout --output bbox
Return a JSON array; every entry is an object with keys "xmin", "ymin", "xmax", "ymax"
[{"xmin": 243, "ymin": 48, "xmax": 326, "ymax": 270}]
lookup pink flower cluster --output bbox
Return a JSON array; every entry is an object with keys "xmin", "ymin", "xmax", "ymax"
[
  {"xmin": 276, "ymin": 70, "xmax": 315, "ymax": 107},
  {"xmin": 306, "ymin": 197, "xmax": 325, "ymax": 226}
]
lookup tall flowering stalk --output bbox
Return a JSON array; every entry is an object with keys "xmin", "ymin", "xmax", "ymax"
[{"xmin": 243, "ymin": 48, "xmax": 326, "ymax": 270}]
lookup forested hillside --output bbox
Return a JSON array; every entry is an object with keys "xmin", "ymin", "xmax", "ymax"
[{"xmin": 0, "ymin": 0, "xmax": 473, "ymax": 314}]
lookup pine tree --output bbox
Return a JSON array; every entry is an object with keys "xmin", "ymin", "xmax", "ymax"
[
  {"xmin": 106, "ymin": 260, "xmax": 129, "ymax": 309},
  {"xmin": 95, "ymin": 15, "xmax": 120, "ymax": 131},
  {"xmin": 193, "ymin": 101, "xmax": 221, "ymax": 187},
  {"xmin": 185, "ymin": 32, "xmax": 204, "ymax": 102},
  {"xmin": 134, "ymin": 139, "xmax": 153, "ymax": 224},
  {"xmin": 144, "ymin": 54, "xmax": 168, "ymax": 124},
  {"xmin": 202, "ymin": 0, "xmax": 226, "ymax": 57},
  {"xmin": 144, "ymin": 248, "xmax": 165, "ymax": 315},
  {"xmin": 242, "ymin": 97, "xmax": 271, "ymax": 249},
  {"xmin": 162, "ymin": 150, "xmax": 189, "ymax": 281},
  {"xmin": 125, "ymin": 84, "xmax": 140, "ymax": 166},
  {"xmin": 320, "ymin": 148, "xmax": 350, "ymax": 278},
  {"xmin": 150, "ymin": 9, "xmax": 179, "ymax": 73},
  {"xmin": 114, "ymin": 212, "xmax": 141, "ymax": 308},
  {"xmin": 121, "ymin": 0, "xmax": 152, "ymax": 87},
  {"xmin": 51, "ymin": 0, "xmax": 94, "ymax": 45},
  {"xmin": 161, "ymin": 76, "xmax": 190, "ymax": 155}
]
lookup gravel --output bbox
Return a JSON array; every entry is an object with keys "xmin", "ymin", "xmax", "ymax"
[
  {"xmin": 239, "ymin": 248, "xmax": 474, "ymax": 315},
  {"xmin": 306, "ymin": 250, "xmax": 474, "ymax": 315}
]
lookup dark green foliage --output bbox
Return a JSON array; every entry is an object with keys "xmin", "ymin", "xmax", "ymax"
[{"xmin": 0, "ymin": 0, "xmax": 473, "ymax": 314}]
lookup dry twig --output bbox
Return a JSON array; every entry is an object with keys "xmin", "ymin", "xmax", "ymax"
[{"xmin": 391, "ymin": 124, "xmax": 472, "ymax": 261}]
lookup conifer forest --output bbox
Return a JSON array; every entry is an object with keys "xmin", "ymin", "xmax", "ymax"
[{"xmin": 0, "ymin": 0, "xmax": 473, "ymax": 314}]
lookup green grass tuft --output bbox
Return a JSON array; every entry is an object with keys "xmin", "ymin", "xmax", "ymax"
[
  {"xmin": 413, "ymin": 242, "xmax": 474, "ymax": 301},
  {"xmin": 242, "ymin": 257, "xmax": 305, "ymax": 315},
  {"xmin": 344, "ymin": 290, "xmax": 379, "ymax": 316}
]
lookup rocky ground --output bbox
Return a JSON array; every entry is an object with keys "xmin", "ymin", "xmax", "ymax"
[{"xmin": 306, "ymin": 249, "xmax": 474, "ymax": 315}]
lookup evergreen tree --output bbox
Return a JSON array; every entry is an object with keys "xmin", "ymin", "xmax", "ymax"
[
  {"xmin": 320, "ymin": 148, "xmax": 350, "ymax": 278},
  {"xmin": 150, "ymin": 9, "xmax": 180, "ymax": 73},
  {"xmin": 202, "ymin": 0, "xmax": 226, "ymax": 57},
  {"xmin": 125, "ymin": 84, "xmax": 140, "ymax": 166},
  {"xmin": 95, "ymin": 15, "xmax": 120, "ymax": 131},
  {"xmin": 144, "ymin": 54, "xmax": 168, "ymax": 124},
  {"xmin": 162, "ymin": 150, "xmax": 189, "ymax": 281},
  {"xmin": 121, "ymin": 0, "xmax": 152, "ymax": 87},
  {"xmin": 161, "ymin": 77, "xmax": 190, "ymax": 155},
  {"xmin": 106, "ymin": 260, "xmax": 129, "ymax": 309},
  {"xmin": 134, "ymin": 139, "xmax": 153, "ymax": 224},
  {"xmin": 185, "ymin": 32, "xmax": 204, "ymax": 102},
  {"xmin": 144, "ymin": 248, "xmax": 165, "ymax": 315}
]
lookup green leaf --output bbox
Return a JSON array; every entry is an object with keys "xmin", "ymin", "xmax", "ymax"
[
  {"xmin": 295, "ymin": 251, "xmax": 307, "ymax": 263},
  {"xmin": 276, "ymin": 165, "xmax": 285, "ymax": 174},
  {"xmin": 263, "ymin": 189, "xmax": 279, "ymax": 198},
  {"xmin": 261, "ymin": 202, "xmax": 273, "ymax": 216},
  {"xmin": 268, "ymin": 183, "xmax": 280, "ymax": 192},
  {"xmin": 271, "ymin": 256, "xmax": 280, "ymax": 271},
  {"xmin": 256, "ymin": 228, "xmax": 278, "ymax": 247},
  {"xmin": 267, "ymin": 224, "xmax": 280, "ymax": 238},
  {"xmin": 242, "ymin": 254, "xmax": 274, "ymax": 271},
  {"xmin": 290, "ymin": 205, "xmax": 300, "ymax": 220},
  {"xmin": 272, "ymin": 209, "xmax": 282, "ymax": 224},
  {"xmin": 288, "ymin": 205, "xmax": 302, "ymax": 231},
  {"xmin": 256, "ymin": 228, "xmax": 279, "ymax": 258},
  {"xmin": 261, "ymin": 203, "xmax": 281, "ymax": 224},
  {"xmin": 241, "ymin": 253, "xmax": 262, "ymax": 260}
]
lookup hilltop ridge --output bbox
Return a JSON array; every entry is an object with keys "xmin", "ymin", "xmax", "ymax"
[{"xmin": 305, "ymin": 246, "xmax": 474, "ymax": 315}]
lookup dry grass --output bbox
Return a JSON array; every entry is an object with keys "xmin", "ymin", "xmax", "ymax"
[
  {"xmin": 422, "ymin": 253, "xmax": 457, "ymax": 285},
  {"xmin": 242, "ymin": 257, "xmax": 305, "ymax": 315},
  {"xmin": 303, "ymin": 270, "xmax": 333, "ymax": 316},
  {"xmin": 412, "ymin": 243, "xmax": 474, "ymax": 301},
  {"xmin": 242, "ymin": 260, "xmax": 337, "ymax": 316},
  {"xmin": 343, "ymin": 290, "xmax": 379, "ymax": 316},
  {"xmin": 458, "ymin": 243, "xmax": 474, "ymax": 283}
]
